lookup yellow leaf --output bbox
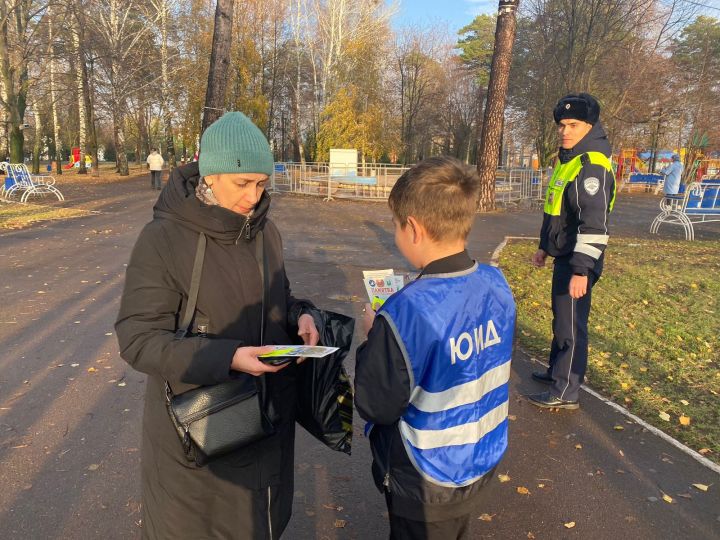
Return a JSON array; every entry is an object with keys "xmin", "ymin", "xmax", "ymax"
[
  {"xmin": 478, "ymin": 513, "xmax": 493, "ymax": 522},
  {"xmin": 642, "ymin": 299, "xmax": 649, "ymax": 305},
  {"xmin": 680, "ymin": 399, "xmax": 689, "ymax": 406},
  {"xmin": 498, "ymin": 474, "xmax": 511, "ymax": 483},
  {"xmin": 575, "ymin": 444, "xmax": 582, "ymax": 449},
  {"xmin": 527, "ymin": 533, "xmax": 536, "ymax": 539},
  {"xmin": 662, "ymin": 493, "xmax": 673, "ymax": 504},
  {"xmin": 537, "ymin": 483, "xmax": 545, "ymax": 488},
  {"xmin": 690, "ymin": 283, "xmax": 698, "ymax": 289},
  {"xmin": 692, "ymin": 483, "xmax": 709, "ymax": 492},
  {"xmin": 644, "ymin": 387, "xmax": 652, "ymax": 392},
  {"xmin": 659, "ymin": 412, "xmax": 671, "ymax": 422},
  {"xmin": 639, "ymin": 366, "xmax": 648, "ymax": 372},
  {"xmin": 698, "ymin": 448, "xmax": 711, "ymax": 455},
  {"xmin": 87, "ymin": 367, "xmax": 98, "ymax": 373},
  {"xmin": 676, "ymin": 335, "xmax": 683, "ymax": 342},
  {"xmin": 679, "ymin": 415, "xmax": 691, "ymax": 426},
  {"xmin": 621, "ymin": 382, "xmax": 629, "ymax": 390},
  {"xmin": 508, "ymin": 415, "xmax": 517, "ymax": 421},
  {"xmin": 614, "ymin": 425, "xmax": 624, "ymax": 431},
  {"xmin": 564, "ymin": 521, "xmax": 576, "ymax": 529},
  {"xmin": 620, "ymin": 363, "xmax": 629, "ymax": 369},
  {"xmin": 517, "ymin": 486, "xmax": 531, "ymax": 495},
  {"xmin": 667, "ymin": 375, "xmax": 674, "ymax": 381}
]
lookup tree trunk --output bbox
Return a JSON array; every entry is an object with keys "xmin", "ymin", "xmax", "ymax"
[
  {"xmin": 72, "ymin": 23, "xmax": 87, "ymax": 174},
  {"xmin": 32, "ymin": 101, "xmax": 41, "ymax": 173},
  {"xmin": 49, "ymin": 11, "xmax": 63, "ymax": 174},
  {"xmin": 476, "ymin": 0, "xmax": 519, "ymax": 212},
  {"xmin": 159, "ymin": 0, "xmax": 175, "ymax": 168},
  {"xmin": 202, "ymin": 0, "xmax": 234, "ymax": 132}
]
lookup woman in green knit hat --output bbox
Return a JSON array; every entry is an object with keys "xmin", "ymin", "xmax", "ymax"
[{"xmin": 116, "ymin": 111, "xmax": 320, "ymax": 539}]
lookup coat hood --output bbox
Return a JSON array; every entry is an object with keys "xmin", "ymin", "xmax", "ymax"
[
  {"xmin": 153, "ymin": 162, "xmax": 270, "ymax": 243},
  {"xmin": 558, "ymin": 122, "xmax": 612, "ymax": 164}
]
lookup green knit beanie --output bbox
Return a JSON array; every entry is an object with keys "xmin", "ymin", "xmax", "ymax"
[{"xmin": 199, "ymin": 111, "xmax": 273, "ymax": 177}]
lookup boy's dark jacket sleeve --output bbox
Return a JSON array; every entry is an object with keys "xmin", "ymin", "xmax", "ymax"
[{"xmin": 354, "ymin": 316, "xmax": 412, "ymax": 425}]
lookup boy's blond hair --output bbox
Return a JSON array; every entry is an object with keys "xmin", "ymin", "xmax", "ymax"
[{"xmin": 388, "ymin": 156, "xmax": 479, "ymax": 242}]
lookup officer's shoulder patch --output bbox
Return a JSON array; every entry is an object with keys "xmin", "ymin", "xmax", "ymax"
[{"xmin": 583, "ymin": 177, "xmax": 600, "ymax": 196}]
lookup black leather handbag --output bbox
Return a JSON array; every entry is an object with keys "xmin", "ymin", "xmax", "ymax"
[{"xmin": 165, "ymin": 231, "xmax": 277, "ymax": 466}]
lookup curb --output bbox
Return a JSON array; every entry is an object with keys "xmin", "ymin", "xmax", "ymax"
[{"xmin": 492, "ymin": 235, "xmax": 720, "ymax": 477}]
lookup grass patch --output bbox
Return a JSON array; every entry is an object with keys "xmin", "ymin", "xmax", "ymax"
[
  {"xmin": 0, "ymin": 201, "xmax": 89, "ymax": 229},
  {"xmin": 499, "ymin": 238, "xmax": 720, "ymax": 462}
]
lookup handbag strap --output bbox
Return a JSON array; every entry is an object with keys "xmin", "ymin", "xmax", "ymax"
[
  {"xmin": 176, "ymin": 232, "xmax": 207, "ymax": 339},
  {"xmin": 255, "ymin": 230, "xmax": 268, "ymax": 345}
]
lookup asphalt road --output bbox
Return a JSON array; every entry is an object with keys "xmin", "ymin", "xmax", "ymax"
[{"xmin": 1, "ymin": 176, "xmax": 718, "ymax": 539}]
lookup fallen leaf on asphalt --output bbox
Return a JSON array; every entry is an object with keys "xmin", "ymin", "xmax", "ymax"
[
  {"xmin": 478, "ymin": 513, "xmax": 493, "ymax": 522},
  {"xmin": 619, "ymin": 450, "xmax": 625, "ymax": 457},
  {"xmin": 575, "ymin": 444, "xmax": 582, "ymax": 450},
  {"xmin": 333, "ymin": 519, "xmax": 346, "ymax": 528},
  {"xmin": 677, "ymin": 493, "xmax": 693, "ymax": 499},
  {"xmin": 508, "ymin": 415, "xmax": 517, "ymax": 421},
  {"xmin": 105, "ymin": 332, "xmax": 113, "ymax": 336},
  {"xmin": 118, "ymin": 382, "xmax": 127, "ymax": 387},
  {"xmin": 692, "ymin": 484, "xmax": 710, "ymax": 492},
  {"xmin": 564, "ymin": 521, "xmax": 576, "ymax": 529},
  {"xmin": 527, "ymin": 533, "xmax": 535, "ymax": 539},
  {"xmin": 679, "ymin": 415, "xmax": 691, "ymax": 426},
  {"xmin": 87, "ymin": 367, "xmax": 98, "ymax": 373},
  {"xmin": 614, "ymin": 425, "xmax": 624, "ymax": 431},
  {"xmin": 647, "ymin": 496, "xmax": 658, "ymax": 502},
  {"xmin": 498, "ymin": 474, "xmax": 511, "ymax": 483},
  {"xmin": 87, "ymin": 464, "xmax": 99, "ymax": 471},
  {"xmin": 71, "ymin": 363, "xmax": 79, "ymax": 367},
  {"xmin": 517, "ymin": 486, "xmax": 531, "ymax": 495},
  {"xmin": 659, "ymin": 412, "xmax": 671, "ymax": 422},
  {"xmin": 616, "ymin": 469, "xmax": 626, "ymax": 474},
  {"xmin": 537, "ymin": 483, "xmax": 545, "ymax": 489},
  {"xmin": 662, "ymin": 493, "xmax": 673, "ymax": 504}
]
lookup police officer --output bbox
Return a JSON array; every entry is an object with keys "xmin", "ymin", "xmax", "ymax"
[{"xmin": 528, "ymin": 93, "xmax": 616, "ymax": 410}]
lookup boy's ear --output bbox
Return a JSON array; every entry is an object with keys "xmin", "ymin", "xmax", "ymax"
[{"xmin": 406, "ymin": 216, "xmax": 424, "ymax": 244}]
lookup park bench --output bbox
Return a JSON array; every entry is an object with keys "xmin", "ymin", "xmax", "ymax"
[
  {"xmin": 650, "ymin": 180, "xmax": 720, "ymax": 240},
  {"xmin": 619, "ymin": 172, "xmax": 664, "ymax": 194},
  {"xmin": 1, "ymin": 162, "xmax": 64, "ymax": 202}
]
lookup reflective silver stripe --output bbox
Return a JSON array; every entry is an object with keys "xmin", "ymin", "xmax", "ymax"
[
  {"xmin": 574, "ymin": 243, "xmax": 603, "ymax": 259},
  {"xmin": 576, "ymin": 233, "xmax": 609, "ymax": 245},
  {"xmin": 411, "ymin": 360, "xmax": 511, "ymax": 413},
  {"xmin": 400, "ymin": 401, "xmax": 508, "ymax": 450}
]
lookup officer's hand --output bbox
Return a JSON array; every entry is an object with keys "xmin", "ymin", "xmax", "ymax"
[
  {"xmin": 569, "ymin": 275, "xmax": 588, "ymax": 299},
  {"xmin": 531, "ymin": 249, "xmax": 547, "ymax": 268}
]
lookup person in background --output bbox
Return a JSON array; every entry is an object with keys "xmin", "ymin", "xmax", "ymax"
[
  {"xmin": 146, "ymin": 148, "xmax": 165, "ymax": 190},
  {"xmin": 528, "ymin": 93, "xmax": 616, "ymax": 410},
  {"xmin": 660, "ymin": 154, "xmax": 683, "ymax": 196}
]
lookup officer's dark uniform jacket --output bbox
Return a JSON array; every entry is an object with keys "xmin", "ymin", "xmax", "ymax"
[
  {"xmin": 355, "ymin": 251, "xmax": 515, "ymax": 521},
  {"xmin": 539, "ymin": 122, "xmax": 616, "ymax": 277}
]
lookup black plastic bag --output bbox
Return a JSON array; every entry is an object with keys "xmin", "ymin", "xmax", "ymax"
[{"xmin": 296, "ymin": 309, "xmax": 354, "ymax": 455}]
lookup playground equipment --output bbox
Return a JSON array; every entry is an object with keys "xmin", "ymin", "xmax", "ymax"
[{"xmin": 63, "ymin": 147, "xmax": 92, "ymax": 169}]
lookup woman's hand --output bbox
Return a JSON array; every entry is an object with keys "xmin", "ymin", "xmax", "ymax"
[
  {"xmin": 231, "ymin": 346, "xmax": 289, "ymax": 376},
  {"xmin": 297, "ymin": 313, "xmax": 320, "ymax": 346}
]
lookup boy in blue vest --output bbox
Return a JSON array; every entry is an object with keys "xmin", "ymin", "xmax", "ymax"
[{"xmin": 355, "ymin": 156, "xmax": 516, "ymax": 540}]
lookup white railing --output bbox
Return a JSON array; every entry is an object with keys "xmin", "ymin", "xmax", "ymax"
[{"xmin": 271, "ymin": 162, "xmax": 549, "ymax": 205}]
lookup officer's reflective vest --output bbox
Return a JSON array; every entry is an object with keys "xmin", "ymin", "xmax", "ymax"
[
  {"xmin": 544, "ymin": 151, "xmax": 616, "ymax": 216},
  {"xmin": 377, "ymin": 264, "xmax": 516, "ymax": 487}
]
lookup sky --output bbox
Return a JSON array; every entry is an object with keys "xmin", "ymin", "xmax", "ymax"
[{"xmin": 391, "ymin": 0, "xmax": 496, "ymax": 32}]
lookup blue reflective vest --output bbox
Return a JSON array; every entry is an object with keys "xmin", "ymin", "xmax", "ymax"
[{"xmin": 377, "ymin": 263, "xmax": 515, "ymax": 487}]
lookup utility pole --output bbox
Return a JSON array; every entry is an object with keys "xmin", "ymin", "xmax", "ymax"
[{"xmin": 476, "ymin": 0, "xmax": 519, "ymax": 212}]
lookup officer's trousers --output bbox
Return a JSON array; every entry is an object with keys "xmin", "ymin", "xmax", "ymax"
[{"xmin": 546, "ymin": 263, "xmax": 599, "ymax": 402}]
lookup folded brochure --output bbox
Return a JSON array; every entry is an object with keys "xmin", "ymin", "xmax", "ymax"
[
  {"xmin": 363, "ymin": 269, "xmax": 404, "ymax": 311},
  {"xmin": 258, "ymin": 345, "xmax": 338, "ymax": 358}
]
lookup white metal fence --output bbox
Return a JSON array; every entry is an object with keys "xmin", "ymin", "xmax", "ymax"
[{"xmin": 270, "ymin": 162, "xmax": 549, "ymax": 206}]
